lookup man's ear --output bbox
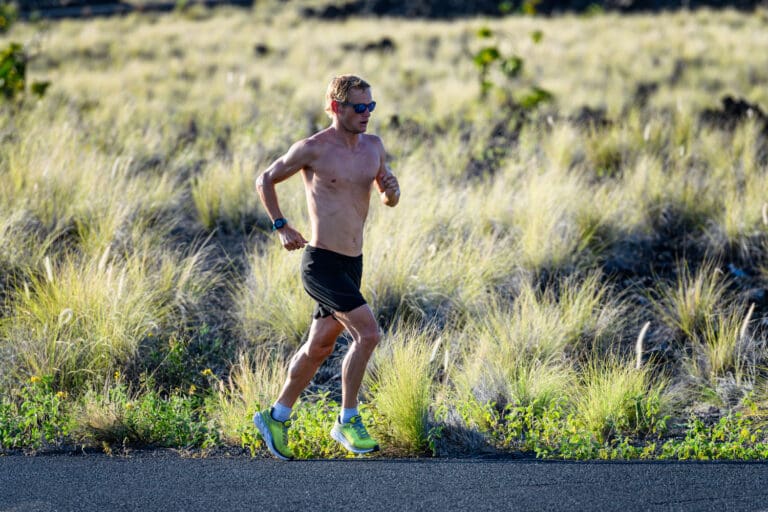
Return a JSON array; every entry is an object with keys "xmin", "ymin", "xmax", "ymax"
[{"xmin": 330, "ymin": 100, "xmax": 340, "ymax": 114}]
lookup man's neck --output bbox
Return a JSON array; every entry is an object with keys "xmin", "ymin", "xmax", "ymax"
[{"xmin": 330, "ymin": 122, "xmax": 362, "ymax": 149}]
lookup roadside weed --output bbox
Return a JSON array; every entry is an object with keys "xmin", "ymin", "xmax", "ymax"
[{"xmin": 0, "ymin": 375, "xmax": 73, "ymax": 450}]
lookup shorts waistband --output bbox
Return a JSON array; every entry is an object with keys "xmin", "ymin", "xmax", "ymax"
[{"xmin": 305, "ymin": 245, "xmax": 362, "ymax": 262}]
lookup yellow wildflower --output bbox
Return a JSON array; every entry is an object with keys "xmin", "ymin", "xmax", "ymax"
[
  {"xmin": 201, "ymin": 368, "xmax": 214, "ymax": 377},
  {"xmin": 30, "ymin": 376, "xmax": 41, "ymax": 384},
  {"xmin": 189, "ymin": 384, "xmax": 197, "ymax": 394},
  {"xmin": 56, "ymin": 391, "xmax": 67, "ymax": 399}
]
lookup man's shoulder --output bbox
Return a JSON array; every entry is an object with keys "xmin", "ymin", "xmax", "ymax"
[
  {"xmin": 362, "ymin": 133, "xmax": 385, "ymax": 151},
  {"xmin": 302, "ymin": 129, "xmax": 337, "ymax": 149},
  {"xmin": 362, "ymin": 133, "xmax": 383, "ymax": 144},
  {"xmin": 290, "ymin": 133, "xmax": 328, "ymax": 156}
]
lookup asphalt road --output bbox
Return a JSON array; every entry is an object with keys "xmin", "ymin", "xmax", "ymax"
[{"xmin": 2, "ymin": 454, "xmax": 768, "ymax": 512}]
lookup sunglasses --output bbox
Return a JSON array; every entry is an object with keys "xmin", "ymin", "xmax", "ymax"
[{"xmin": 338, "ymin": 101, "xmax": 377, "ymax": 114}]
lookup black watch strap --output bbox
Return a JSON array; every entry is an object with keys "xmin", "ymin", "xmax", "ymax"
[{"xmin": 271, "ymin": 218, "xmax": 288, "ymax": 231}]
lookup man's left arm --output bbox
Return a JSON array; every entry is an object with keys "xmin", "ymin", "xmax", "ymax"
[{"xmin": 374, "ymin": 139, "xmax": 400, "ymax": 207}]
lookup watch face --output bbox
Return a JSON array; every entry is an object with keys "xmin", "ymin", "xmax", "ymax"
[{"xmin": 273, "ymin": 218, "xmax": 287, "ymax": 230}]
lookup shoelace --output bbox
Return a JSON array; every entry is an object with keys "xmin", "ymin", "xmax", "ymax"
[
  {"xmin": 349, "ymin": 418, "xmax": 370, "ymax": 439},
  {"xmin": 280, "ymin": 420, "xmax": 291, "ymax": 446}
]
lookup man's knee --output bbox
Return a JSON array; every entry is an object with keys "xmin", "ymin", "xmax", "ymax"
[{"xmin": 356, "ymin": 327, "xmax": 380, "ymax": 351}]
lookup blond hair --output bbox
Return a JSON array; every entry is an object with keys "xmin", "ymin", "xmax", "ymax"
[{"xmin": 324, "ymin": 74, "xmax": 371, "ymax": 117}]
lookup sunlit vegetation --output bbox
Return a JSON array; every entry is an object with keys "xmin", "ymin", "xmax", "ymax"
[{"xmin": 2, "ymin": 2, "xmax": 768, "ymax": 458}]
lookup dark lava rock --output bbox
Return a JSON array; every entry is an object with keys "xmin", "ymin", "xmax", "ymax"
[
  {"xmin": 300, "ymin": 0, "xmax": 766, "ymax": 19},
  {"xmin": 700, "ymin": 95, "xmax": 768, "ymax": 132},
  {"xmin": 570, "ymin": 106, "xmax": 612, "ymax": 129}
]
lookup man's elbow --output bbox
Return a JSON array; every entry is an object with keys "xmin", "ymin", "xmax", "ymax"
[{"xmin": 255, "ymin": 172, "xmax": 270, "ymax": 192}]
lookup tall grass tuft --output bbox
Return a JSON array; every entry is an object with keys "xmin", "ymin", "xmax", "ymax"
[
  {"xmin": 452, "ymin": 273, "xmax": 620, "ymax": 428},
  {"xmin": 686, "ymin": 303, "xmax": 757, "ymax": 393},
  {"xmin": 233, "ymin": 243, "xmax": 313, "ymax": 350},
  {"xmin": 652, "ymin": 261, "xmax": 730, "ymax": 340},
  {"xmin": 576, "ymin": 356, "xmax": 667, "ymax": 444},
  {"xmin": 365, "ymin": 323, "xmax": 437, "ymax": 454},
  {"xmin": 1, "ymin": 244, "xmax": 217, "ymax": 391},
  {"xmin": 209, "ymin": 350, "xmax": 288, "ymax": 445},
  {"xmin": 191, "ymin": 157, "xmax": 261, "ymax": 232}
]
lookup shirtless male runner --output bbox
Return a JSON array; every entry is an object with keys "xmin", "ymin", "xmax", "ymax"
[{"xmin": 253, "ymin": 75, "xmax": 400, "ymax": 460}]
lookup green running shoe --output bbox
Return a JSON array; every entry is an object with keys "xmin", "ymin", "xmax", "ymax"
[
  {"xmin": 330, "ymin": 415, "xmax": 380, "ymax": 454},
  {"xmin": 253, "ymin": 408, "xmax": 294, "ymax": 460}
]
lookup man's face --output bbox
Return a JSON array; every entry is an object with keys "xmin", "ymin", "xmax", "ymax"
[{"xmin": 336, "ymin": 87, "xmax": 373, "ymax": 135}]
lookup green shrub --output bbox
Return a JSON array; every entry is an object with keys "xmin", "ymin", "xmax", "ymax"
[
  {"xmin": 77, "ymin": 378, "xmax": 217, "ymax": 449},
  {"xmin": 0, "ymin": 42, "xmax": 49, "ymax": 102},
  {"xmin": 0, "ymin": 42, "xmax": 25, "ymax": 100},
  {"xmin": 660, "ymin": 414, "xmax": 768, "ymax": 460},
  {"xmin": 0, "ymin": 375, "xmax": 73, "ymax": 450}
]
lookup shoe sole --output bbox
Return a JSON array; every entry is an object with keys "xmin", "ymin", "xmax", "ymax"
[
  {"xmin": 253, "ymin": 412, "xmax": 293, "ymax": 461},
  {"xmin": 330, "ymin": 428, "xmax": 380, "ymax": 454}
]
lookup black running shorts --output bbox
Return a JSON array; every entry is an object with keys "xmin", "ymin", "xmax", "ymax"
[{"xmin": 301, "ymin": 245, "xmax": 366, "ymax": 319}]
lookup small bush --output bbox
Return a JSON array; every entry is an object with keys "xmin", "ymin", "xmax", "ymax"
[
  {"xmin": 77, "ymin": 378, "xmax": 217, "ymax": 449},
  {"xmin": 0, "ymin": 375, "xmax": 73, "ymax": 450},
  {"xmin": 660, "ymin": 413, "xmax": 768, "ymax": 460},
  {"xmin": 0, "ymin": 42, "xmax": 50, "ymax": 102}
]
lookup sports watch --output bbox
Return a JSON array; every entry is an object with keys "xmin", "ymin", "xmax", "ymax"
[{"xmin": 271, "ymin": 217, "xmax": 288, "ymax": 231}]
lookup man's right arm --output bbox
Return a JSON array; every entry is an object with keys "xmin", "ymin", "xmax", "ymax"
[{"xmin": 255, "ymin": 140, "xmax": 311, "ymax": 251}]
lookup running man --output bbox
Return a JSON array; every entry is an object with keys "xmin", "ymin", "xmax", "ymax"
[{"xmin": 253, "ymin": 75, "xmax": 400, "ymax": 459}]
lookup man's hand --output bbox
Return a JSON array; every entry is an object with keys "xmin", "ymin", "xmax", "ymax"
[
  {"xmin": 379, "ymin": 172, "xmax": 400, "ymax": 207},
  {"xmin": 278, "ymin": 225, "xmax": 308, "ymax": 251}
]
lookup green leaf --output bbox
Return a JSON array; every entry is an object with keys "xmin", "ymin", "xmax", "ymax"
[
  {"xmin": 0, "ymin": 42, "xmax": 26, "ymax": 100},
  {"xmin": 531, "ymin": 30, "xmax": 544, "ymax": 43},
  {"xmin": 519, "ymin": 86, "xmax": 554, "ymax": 109},
  {"xmin": 477, "ymin": 27, "xmax": 493, "ymax": 38},
  {"xmin": 522, "ymin": 0, "xmax": 540, "ymax": 15},
  {"xmin": 473, "ymin": 47, "xmax": 500, "ymax": 68},
  {"xmin": 501, "ymin": 55, "xmax": 524, "ymax": 78}
]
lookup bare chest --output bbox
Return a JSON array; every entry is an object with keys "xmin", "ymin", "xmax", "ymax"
[{"xmin": 308, "ymin": 148, "xmax": 379, "ymax": 191}]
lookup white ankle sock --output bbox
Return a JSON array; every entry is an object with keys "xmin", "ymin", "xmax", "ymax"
[
  {"xmin": 271, "ymin": 402, "xmax": 292, "ymax": 422},
  {"xmin": 341, "ymin": 407, "xmax": 359, "ymax": 423}
]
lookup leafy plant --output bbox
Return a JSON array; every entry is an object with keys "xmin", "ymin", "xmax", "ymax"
[
  {"xmin": 472, "ymin": 27, "xmax": 525, "ymax": 99},
  {"xmin": 660, "ymin": 414, "xmax": 768, "ymax": 460},
  {"xmin": 77, "ymin": 377, "xmax": 218, "ymax": 449},
  {"xmin": 0, "ymin": 42, "xmax": 50, "ymax": 102},
  {"xmin": 0, "ymin": 375, "xmax": 73, "ymax": 450},
  {"xmin": 471, "ymin": 27, "xmax": 552, "ymax": 109},
  {"xmin": 287, "ymin": 393, "xmax": 351, "ymax": 459},
  {"xmin": 0, "ymin": 42, "xmax": 25, "ymax": 100}
]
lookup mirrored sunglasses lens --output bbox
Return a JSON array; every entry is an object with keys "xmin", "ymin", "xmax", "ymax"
[
  {"xmin": 354, "ymin": 104, "xmax": 367, "ymax": 113},
  {"xmin": 368, "ymin": 102, "xmax": 376, "ymax": 112}
]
